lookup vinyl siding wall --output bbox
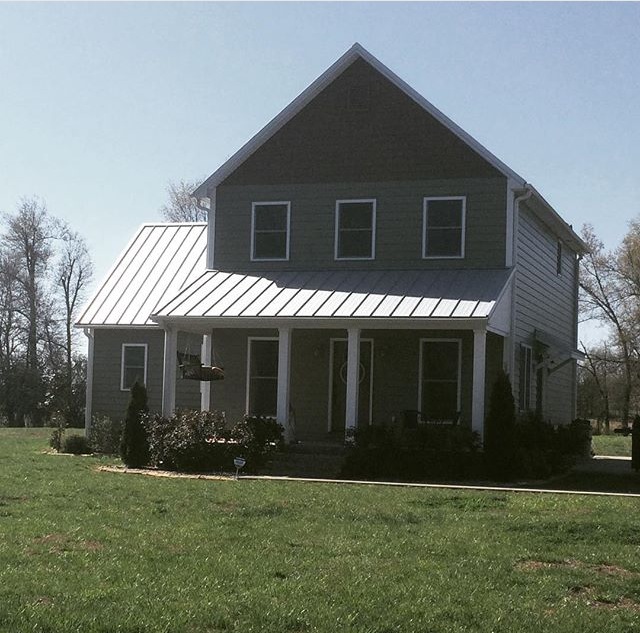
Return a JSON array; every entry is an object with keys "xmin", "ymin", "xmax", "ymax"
[
  {"xmin": 513, "ymin": 204, "xmax": 579, "ymax": 424},
  {"xmin": 214, "ymin": 178, "xmax": 507, "ymax": 272},
  {"xmin": 91, "ymin": 329, "xmax": 201, "ymax": 421}
]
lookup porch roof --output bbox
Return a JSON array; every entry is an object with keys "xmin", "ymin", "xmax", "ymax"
[{"xmin": 152, "ymin": 268, "xmax": 513, "ymax": 327}]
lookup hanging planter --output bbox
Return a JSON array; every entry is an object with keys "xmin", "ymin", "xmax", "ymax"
[{"xmin": 177, "ymin": 351, "xmax": 225, "ymax": 381}]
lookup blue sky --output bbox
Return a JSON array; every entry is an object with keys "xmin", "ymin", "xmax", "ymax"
[{"xmin": 1, "ymin": 2, "xmax": 638, "ymax": 343}]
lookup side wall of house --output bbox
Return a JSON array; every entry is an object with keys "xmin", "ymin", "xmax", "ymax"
[
  {"xmin": 214, "ymin": 178, "xmax": 507, "ymax": 272},
  {"xmin": 513, "ymin": 203, "xmax": 579, "ymax": 424},
  {"xmin": 91, "ymin": 329, "xmax": 201, "ymax": 421}
]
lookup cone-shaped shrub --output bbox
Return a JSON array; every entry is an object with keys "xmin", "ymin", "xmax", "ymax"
[
  {"xmin": 120, "ymin": 381, "xmax": 149, "ymax": 468},
  {"xmin": 484, "ymin": 370, "xmax": 517, "ymax": 481}
]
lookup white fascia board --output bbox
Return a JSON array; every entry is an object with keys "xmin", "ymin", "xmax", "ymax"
[
  {"xmin": 486, "ymin": 269, "xmax": 515, "ymax": 336},
  {"xmin": 193, "ymin": 43, "xmax": 525, "ymax": 199},
  {"xmin": 151, "ymin": 314, "xmax": 489, "ymax": 333}
]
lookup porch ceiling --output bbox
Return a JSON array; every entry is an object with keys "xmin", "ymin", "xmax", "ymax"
[{"xmin": 152, "ymin": 268, "xmax": 513, "ymax": 327}]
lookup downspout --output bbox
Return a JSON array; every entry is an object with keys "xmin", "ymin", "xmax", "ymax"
[
  {"xmin": 83, "ymin": 327, "xmax": 95, "ymax": 438},
  {"xmin": 509, "ymin": 185, "xmax": 533, "ymax": 390}
]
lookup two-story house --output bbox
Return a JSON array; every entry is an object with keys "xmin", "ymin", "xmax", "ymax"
[{"xmin": 77, "ymin": 44, "xmax": 585, "ymax": 444}]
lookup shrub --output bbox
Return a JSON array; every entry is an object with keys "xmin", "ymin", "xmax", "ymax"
[
  {"xmin": 484, "ymin": 370, "xmax": 517, "ymax": 481},
  {"xmin": 48, "ymin": 412, "xmax": 67, "ymax": 452},
  {"xmin": 144, "ymin": 411, "xmax": 283, "ymax": 473},
  {"xmin": 62, "ymin": 433, "xmax": 91, "ymax": 455},
  {"xmin": 120, "ymin": 382, "xmax": 149, "ymax": 468},
  {"xmin": 89, "ymin": 415, "xmax": 123, "ymax": 455}
]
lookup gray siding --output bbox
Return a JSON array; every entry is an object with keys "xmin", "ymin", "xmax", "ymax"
[
  {"xmin": 91, "ymin": 329, "xmax": 201, "ymax": 421},
  {"xmin": 513, "ymin": 203, "xmax": 579, "ymax": 424},
  {"xmin": 214, "ymin": 178, "xmax": 507, "ymax": 272}
]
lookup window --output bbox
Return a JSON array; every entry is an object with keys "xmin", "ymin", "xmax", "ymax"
[
  {"xmin": 251, "ymin": 202, "xmax": 290, "ymax": 261},
  {"xmin": 556, "ymin": 240, "xmax": 563, "ymax": 275},
  {"xmin": 247, "ymin": 338, "xmax": 278, "ymax": 417},
  {"xmin": 423, "ymin": 197, "xmax": 466, "ymax": 258},
  {"xmin": 518, "ymin": 344, "xmax": 533, "ymax": 411},
  {"xmin": 121, "ymin": 344, "xmax": 147, "ymax": 391},
  {"xmin": 419, "ymin": 339, "xmax": 461, "ymax": 422},
  {"xmin": 335, "ymin": 199, "xmax": 376, "ymax": 260}
]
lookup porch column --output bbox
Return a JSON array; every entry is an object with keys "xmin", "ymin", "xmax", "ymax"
[
  {"xmin": 162, "ymin": 326, "xmax": 178, "ymax": 416},
  {"xmin": 345, "ymin": 327, "xmax": 361, "ymax": 440},
  {"xmin": 276, "ymin": 327, "xmax": 293, "ymax": 443},
  {"xmin": 472, "ymin": 328, "xmax": 487, "ymax": 440},
  {"xmin": 200, "ymin": 333, "xmax": 212, "ymax": 412}
]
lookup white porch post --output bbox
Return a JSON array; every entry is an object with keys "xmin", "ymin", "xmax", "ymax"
[
  {"xmin": 345, "ymin": 327, "xmax": 361, "ymax": 440},
  {"xmin": 276, "ymin": 327, "xmax": 293, "ymax": 442},
  {"xmin": 472, "ymin": 328, "xmax": 487, "ymax": 440},
  {"xmin": 162, "ymin": 326, "xmax": 178, "ymax": 417},
  {"xmin": 200, "ymin": 333, "xmax": 212, "ymax": 412}
]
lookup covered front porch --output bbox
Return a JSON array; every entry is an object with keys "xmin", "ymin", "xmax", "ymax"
[{"xmin": 152, "ymin": 267, "xmax": 514, "ymax": 444}]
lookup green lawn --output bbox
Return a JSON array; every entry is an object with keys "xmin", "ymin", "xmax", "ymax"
[
  {"xmin": 1, "ymin": 429, "xmax": 640, "ymax": 632},
  {"xmin": 592, "ymin": 434, "xmax": 633, "ymax": 457}
]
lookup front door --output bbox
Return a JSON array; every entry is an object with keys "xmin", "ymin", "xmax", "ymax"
[{"xmin": 329, "ymin": 339, "xmax": 373, "ymax": 432}]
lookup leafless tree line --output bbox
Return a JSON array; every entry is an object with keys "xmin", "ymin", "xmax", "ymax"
[
  {"xmin": 578, "ymin": 221, "xmax": 640, "ymax": 430},
  {"xmin": 0, "ymin": 197, "xmax": 92, "ymax": 426}
]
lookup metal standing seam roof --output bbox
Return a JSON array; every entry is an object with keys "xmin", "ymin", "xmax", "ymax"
[
  {"xmin": 152, "ymin": 268, "xmax": 512, "ymax": 322},
  {"xmin": 76, "ymin": 223, "xmax": 208, "ymax": 327}
]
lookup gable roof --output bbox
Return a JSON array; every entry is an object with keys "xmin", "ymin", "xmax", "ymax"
[
  {"xmin": 192, "ymin": 43, "xmax": 525, "ymax": 198},
  {"xmin": 76, "ymin": 223, "xmax": 207, "ymax": 328}
]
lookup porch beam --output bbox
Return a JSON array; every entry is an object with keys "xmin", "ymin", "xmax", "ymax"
[
  {"xmin": 345, "ymin": 327, "xmax": 361, "ymax": 440},
  {"xmin": 472, "ymin": 328, "xmax": 487, "ymax": 440},
  {"xmin": 162, "ymin": 326, "xmax": 178, "ymax": 417},
  {"xmin": 200, "ymin": 333, "xmax": 212, "ymax": 412},
  {"xmin": 276, "ymin": 327, "xmax": 293, "ymax": 442}
]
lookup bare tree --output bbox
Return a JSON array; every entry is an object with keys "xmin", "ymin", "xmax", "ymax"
[
  {"xmin": 159, "ymin": 179, "xmax": 207, "ymax": 222},
  {"xmin": 579, "ymin": 224, "xmax": 636, "ymax": 426},
  {"xmin": 55, "ymin": 226, "xmax": 93, "ymax": 423}
]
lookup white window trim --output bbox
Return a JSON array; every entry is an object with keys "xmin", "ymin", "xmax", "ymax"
[
  {"xmin": 519, "ymin": 343, "xmax": 533, "ymax": 412},
  {"xmin": 334, "ymin": 199, "xmax": 377, "ymax": 261},
  {"xmin": 120, "ymin": 343, "xmax": 148, "ymax": 392},
  {"xmin": 245, "ymin": 336, "xmax": 279, "ymax": 417},
  {"xmin": 422, "ymin": 196, "xmax": 466, "ymax": 260},
  {"xmin": 250, "ymin": 201, "xmax": 291, "ymax": 262},
  {"xmin": 417, "ymin": 338, "xmax": 462, "ymax": 421}
]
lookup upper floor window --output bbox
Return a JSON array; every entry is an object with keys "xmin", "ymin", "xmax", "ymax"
[
  {"xmin": 335, "ymin": 199, "xmax": 376, "ymax": 260},
  {"xmin": 251, "ymin": 202, "xmax": 290, "ymax": 261},
  {"xmin": 422, "ymin": 197, "xmax": 466, "ymax": 259},
  {"xmin": 121, "ymin": 344, "xmax": 147, "ymax": 391}
]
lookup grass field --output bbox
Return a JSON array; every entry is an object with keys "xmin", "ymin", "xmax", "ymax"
[
  {"xmin": 1, "ymin": 429, "xmax": 640, "ymax": 632},
  {"xmin": 592, "ymin": 434, "xmax": 633, "ymax": 457}
]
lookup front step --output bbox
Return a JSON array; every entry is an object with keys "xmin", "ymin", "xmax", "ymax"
[{"xmin": 261, "ymin": 446, "xmax": 346, "ymax": 479}]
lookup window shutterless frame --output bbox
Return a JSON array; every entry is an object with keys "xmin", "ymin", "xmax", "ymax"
[
  {"xmin": 417, "ymin": 338, "xmax": 462, "ymax": 421},
  {"xmin": 422, "ymin": 196, "xmax": 466, "ymax": 259},
  {"xmin": 250, "ymin": 201, "xmax": 291, "ymax": 261},
  {"xmin": 245, "ymin": 337, "xmax": 279, "ymax": 417},
  {"xmin": 120, "ymin": 343, "xmax": 148, "ymax": 392},
  {"xmin": 334, "ymin": 199, "xmax": 376, "ymax": 261}
]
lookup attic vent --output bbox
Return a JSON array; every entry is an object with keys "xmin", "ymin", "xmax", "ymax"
[{"xmin": 347, "ymin": 85, "xmax": 370, "ymax": 111}]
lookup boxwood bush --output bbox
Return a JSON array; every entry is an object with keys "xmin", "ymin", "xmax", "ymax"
[{"xmin": 143, "ymin": 410, "xmax": 283, "ymax": 473}]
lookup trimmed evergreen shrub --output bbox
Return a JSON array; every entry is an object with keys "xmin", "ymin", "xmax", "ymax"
[
  {"xmin": 144, "ymin": 411, "xmax": 283, "ymax": 473},
  {"xmin": 120, "ymin": 382, "xmax": 149, "ymax": 468},
  {"xmin": 483, "ymin": 370, "xmax": 517, "ymax": 481},
  {"xmin": 62, "ymin": 433, "xmax": 91, "ymax": 455}
]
